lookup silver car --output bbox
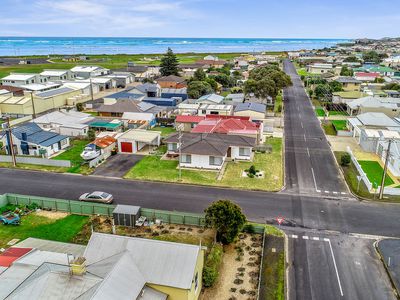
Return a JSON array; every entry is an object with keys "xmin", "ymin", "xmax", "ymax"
[{"xmin": 79, "ymin": 191, "xmax": 113, "ymax": 204}]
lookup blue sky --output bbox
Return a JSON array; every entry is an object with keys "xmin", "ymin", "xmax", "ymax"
[{"xmin": 1, "ymin": 0, "xmax": 399, "ymax": 38}]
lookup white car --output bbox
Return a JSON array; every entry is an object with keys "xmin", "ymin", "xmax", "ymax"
[{"xmin": 79, "ymin": 191, "xmax": 113, "ymax": 204}]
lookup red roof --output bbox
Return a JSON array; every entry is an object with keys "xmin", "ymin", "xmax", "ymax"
[
  {"xmin": 205, "ymin": 115, "xmax": 250, "ymax": 121},
  {"xmin": 94, "ymin": 136, "xmax": 117, "ymax": 148},
  {"xmin": 191, "ymin": 118, "xmax": 259, "ymax": 135},
  {"xmin": 355, "ymin": 72, "xmax": 380, "ymax": 77},
  {"xmin": 175, "ymin": 115, "xmax": 205, "ymax": 123},
  {"xmin": 0, "ymin": 247, "xmax": 32, "ymax": 267}
]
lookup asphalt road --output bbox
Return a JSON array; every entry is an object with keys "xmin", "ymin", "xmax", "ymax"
[
  {"xmin": 283, "ymin": 60, "xmax": 348, "ymax": 196},
  {"xmin": 92, "ymin": 154, "xmax": 142, "ymax": 177}
]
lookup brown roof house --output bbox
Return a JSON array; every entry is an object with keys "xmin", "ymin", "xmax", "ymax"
[
  {"xmin": 165, "ymin": 132, "xmax": 256, "ymax": 170},
  {"xmin": 156, "ymin": 75, "xmax": 187, "ymax": 89}
]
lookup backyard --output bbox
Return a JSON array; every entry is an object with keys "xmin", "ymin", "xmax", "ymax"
[
  {"xmin": 0, "ymin": 210, "xmax": 89, "ymax": 249},
  {"xmin": 52, "ymin": 139, "xmax": 92, "ymax": 174},
  {"xmin": 124, "ymin": 137, "xmax": 283, "ymax": 191},
  {"xmin": 150, "ymin": 126, "xmax": 176, "ymax": 137}
]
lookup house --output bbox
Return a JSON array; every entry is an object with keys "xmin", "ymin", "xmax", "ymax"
[
  {"xmin": 197, "ymin": 104, "xmax": 233, "ymax": 116},
  {"xmin": 32, "ymin": 110, "xmax": 95, "ymax": 137},
  {"xmin": 103, "ymin": 89, "xmax": 146, "ymax": 104},
  {"xmin": 161, "ymin": 88, "xmax": 188, "ymax": 101},
  {"xmin": 224, "ymin": 93, "xmax": 245, "ymax": 105},
  {"xmin": 307, "ymin": 63, "xmax": 334, "ymax": 74},
  {"xmin": 1, "ymin": 122, "xmax": 70, "ymax": 157},
  {"xmin": 358, "ymin": 129, "xmax": 400, "ymax": 153},
  {"xmin": 377, "ymin": 140, "xmax": 400, "ymax": 177},
  {"xmin": 70, "ymin": 65, "xmax": 110, "ymax": 79},
  {"xmin": 0, "ymin": 85, "xmax": 24, "ymax": 96},
  {"xmin": 195, "ymin": 94, "xmax": 224, "ymax": 104},
  {"xmin": 19, "ymin": 82, "xmax": 62, "ymax": 93},
  {"xmin": 354, "ymin": 72, "xmax": 380, "ymax": 82},
  {"xmin": 175, "ymin": 115, "xmax": 205, "ymax": 132},
  {"xmin": 203, "ymin": 55, "xmax": 219, "ymax": 61},
  {"xmin": 347, "ymin": 96, "xmax": 400, "ymax": 117},
  {"xmin": 165, "ymin": 132, "xmax": 256, "ymax": 170},
  {"xmin": 191, "ymin": 116, "xmax": 263, "ymax": 143},
  {"xmin": 40, "ymin": 69, "xmax": 76, "ymax": 81},
  {"xmin": 122, "ymin": 112, "xmax": 156, "ymax": 129},
  {"xmin": 332, "ymin": 91, "xmax": 367, "ymax": 104},
  {"xmin": 0, "ymin": 232, "xmax": 205, "ymax": 300},
  {"xmin": 336, "ymin": 77, "xmax": 362, "ymax": 92},
  {"xmin": 78, "ymin": 77, "xmax": 116, "ymax": 91},
  {"xmin": 135, "ymin": 83, "xmax": 161, "ymax": 97},
  {"xmin": 1, "ymin": 73, "xmax": 44, "ymax": 87},
  {"xmin": 347, "ymin": 112, "xmax": 400, "ymax": 138},
  {"xmin": 89, "ymin": 119, "xmax": 123, "ymax": 132},
  {"xmin": 177, "ymin": 103, "xmax": 200, "ymax": 115},
  {"xmin": 383, "ymin": 56, "xmax": 400, "ymax": 68},
  {"xmin": 195, "ymin": 59, "xmax": 226, "ymax": 68},
  {"xmin": 156, "ymin": 75, "xmax": 187, "ymax": 89},
  {"xmin": 97, "ymin": 99, "xmax": 168, "ymax": 118},
  {"xmin": 63, "ymin": 81, "xmax": 100, "ymax": 95},
  {"xmin": 234, "ymin": 102, "xmax": 266, "ymax": 121},
  {"xmin": 104, "ymin": 72, "xmax": 135, "ymax": 88},
  {"xmin": 118, "ymin": 129, "xmax": 161, "ymax": 153},
  {"xmin": 143, "ymin": 97, "xmax": 177, "ymax": 107},
  {"xmin": 93, "ymin": 135, "xmax": 117, "ymax": 157}
]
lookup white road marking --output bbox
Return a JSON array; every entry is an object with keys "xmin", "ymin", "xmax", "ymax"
[
  {"xmin": 312, "ymin": 237, "xmax": 320, "ymax": 241},
  {"xmin": 301, "ymin": 122, "xmax": 304, "ymax": 129},
  {"xmin": 302, "ymin": 236, "xmax": 309, "ymax": 240},
  {"xmin": 328, "ymin": 239, "xmax": 344, "ymax": 297},
  {"xmin": 316, "ymin": 189, "xmax": 321, "ymax": 193},
  {"xmin": 341, "ymin": 192, "xmax": 347, "ymax": 195},
  {"xmin": 323, "ymin": 238, "xmax": 330, "ymax": 242},
  {"xmin": 332, "ymin": 191, "xmax": 338, "ymax": 194},
  {"xmin": 311, "ymin": 168, "xmax": 318, "ymax": 191},
  {"xmin": 324, "ymin": 190, "xmax": 330, "ymax": 193},
  {"xmin": 307, "ymin": 148, "xmax": 310, "ymax": 157},
  {"xmin": 303, "ymin": 134, "xmax": 306, "ymax": 141},
  {"xmin": 291, "ymin": 234, "xmax": 298, "ymax": 239}
]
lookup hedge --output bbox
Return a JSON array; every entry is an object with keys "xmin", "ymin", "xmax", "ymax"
[{"xmin": 203, "ymin": 243, "xmax": 223, "ymax": 287}]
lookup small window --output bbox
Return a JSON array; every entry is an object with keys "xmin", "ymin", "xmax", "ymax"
[
  {"xmin": 181, "ymin": 154, "xmax": 191, "ymax": 163},
  {"xmin": 168, "ymin": 143, "xmax": 178, "ymax": 151},
  {"xmin": 239, "ymin": 147, "xmax": 251, "ymax": 156},
  {"xmin": 209, "ymin": 156, "xmax": 223, "ymax": 166}
]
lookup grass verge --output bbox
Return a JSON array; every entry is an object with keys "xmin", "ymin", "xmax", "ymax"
[
  {"xmin": 0, "ymin": 162, "xmax": 68, "ymax": 173},
  {"xmin": 315, "ymin": 107, "xmax": 325, "ymax": 117},
  {"xmin": 321, "ymin": 121, "xmax": 336, "ymax": 135}
]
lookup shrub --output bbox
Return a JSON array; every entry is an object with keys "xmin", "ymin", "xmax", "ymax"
[
  {"xmin": 248, "ymin": 165, "xmax": 257, "ymax": 176},
  {"xmin": 242, "ymin": 224, "xmax": 256, "ymax": 234},
  {"xmin": 203, "ymin": 244, "xmax": 223, "ymax": 287},
  {"xmin": 340, "ymin": 153, "xmax": 351, "ymax": 166}
]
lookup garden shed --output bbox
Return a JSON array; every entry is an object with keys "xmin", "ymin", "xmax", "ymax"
[{"xmin": 112, "ymin": 204, "xmax": 141, "ymax": 227}]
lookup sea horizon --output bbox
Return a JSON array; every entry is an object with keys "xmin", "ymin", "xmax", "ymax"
[{"xmin": 0, "ymin": 36, "xmax": 351, "ymax": 57}]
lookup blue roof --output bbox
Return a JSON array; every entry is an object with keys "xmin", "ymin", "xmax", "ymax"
[
  {"xmin": 106, "ymin": 88, "xmax": 144, "ymax": 100},
  {"xmin": 143, "ymin": 97, "xmax": 176, "ymax": 106},
  {"xmin": 234, "ymin": 102, "xmax": 266, "ymax": 114},
  {"xmin": 12, "ymin": 123, "xmax": 68, "ymax": 147}
]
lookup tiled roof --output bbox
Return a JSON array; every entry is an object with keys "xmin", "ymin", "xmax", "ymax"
[
  {"xmin": 191, "ymin": 117, "xmax": 259, "ymax": 134},
  {"xmin": 175, "ymin": 115, "xmax": 205, "ymax": 123}
]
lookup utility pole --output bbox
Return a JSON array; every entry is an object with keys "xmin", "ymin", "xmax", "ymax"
[
  {"xmin": 29, "ymin": 92, "xmax": 36, "ymax": 119},
  {"xmin": 379, "ymin": 139, "xmax": 392, "ymax": 200},
  {"xmin": 178, "ymin": 126, "xmax": 183, "ymax": 182},
  {"xmin": 89, "ymin": 78, "xmax": 94, "ymax": 102},
  {"xmin": 5, "ymin": 117, "xmax": 17, "ymax": 167}
]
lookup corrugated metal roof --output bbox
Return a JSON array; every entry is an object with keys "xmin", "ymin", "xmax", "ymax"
[
  {"xmin": 113, "ymin": 204, "xmax": 140, "ymax": 215},
  {"xmin": 36, "ymin": 87, "xmax": 74, "ymax": 98}
]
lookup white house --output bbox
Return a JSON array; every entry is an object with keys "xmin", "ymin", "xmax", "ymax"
[
  {"xmin": 1, "ymin": 73, "xmax": 44, "ymax": 87},
  {"xmin": 70, "ymin": 65, "xmax": 110, "ymax": 79},
  {"xmin": 1, "ymin": 122, "xmax": 70, "ymax": 157},
  {"xmin": 32, "ymin": 110, "xmax": 95, "ymax": 137},
  {"xmin": 377, "ymin": 140, "xmax": 400, "ymax": 177},
  {"xmin": 347, "ymin": 112, "xmax": 400, "ymax": 138},
  {"xmin": 307, "ymin": 63, "xmax": 333, "ymax": 74},
  {"xmin": 40, "ymin": 69, "xmax": 76, "ymax": 81},
  {"xmin": 195, "ymin": 93, "xmax": 224, "ymax": 104},
  {"xmin": 164, "ymin": 132, "xmax": 256, "ymax": 170},
  {"xmin": 198, "ymin": 104, "xmax": 233, "ymax": 116}
]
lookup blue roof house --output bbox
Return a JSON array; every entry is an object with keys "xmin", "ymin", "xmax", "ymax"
[{"xmin": 1, "ymin": 122, "xmax": 70, "ymax": 158}]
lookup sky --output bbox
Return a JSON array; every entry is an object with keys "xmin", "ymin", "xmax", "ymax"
[{"xmin": 0, "ymin": 0, "xmax": 399, "ymax": 38}]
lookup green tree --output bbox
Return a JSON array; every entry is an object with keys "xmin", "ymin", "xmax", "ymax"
[
  {"xmin": 374, "ymin": 77, "xmax": 385, "ymax": 83},
  {"xmin": 340, "ymin": 153, "xmax": 351, "ymax": 166},
  {"xmin": 160, "ymin": 48, "xmax": 180, "ymax": 76},
  {"xmin": 383, "ymin": 83, "xmax": 400, "ymax": 91},
  {"xmin": 314, "ymin": 84, "xmax": 332, "ymax": 99},
  {"xmin": 363, "ymin": 51, "xmax": 388, "ymax": 64},
  {"xmin": 205, "ymin": 200, "xmax": 247, "ymax": 244},
  {"xmin": 328, "ymin": 81, "xmax": 343, "ymax": 92},
  {"xmin": 244, "ymin": 78, "xmax": 277, "ymax": 101},
  {"xmin": 88, "ymin": 129, "xmax": 96, "ymax": 140},
  {"xmin": 343, "ymin": 56, "xmax": 360, "ymax": 62},
  {"xmin": 192, "ymin": 68, "xmax": 206, "ymax": 81},
  {"xmin": 340, "ymin": 65, "xmax": 354, "ymax": 76},
  {"xmin": 187, "ymin": 81, "xmax": 213, "ymax": 99},
  {"xmin": 76, "ymin": 103, "xmax": 84, "ymax": 112},
  {"xmin": 210, "ymin": 74, "xmax": 235, "ymax": 88},
  {"xmin": 205, "ymin": 77, "xmax": 218, "ymax": 91}
]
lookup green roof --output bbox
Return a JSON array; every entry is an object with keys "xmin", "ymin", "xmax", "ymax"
[{"xmin": 89, "ymin": 121, "xmax": 122, "ymax": 129}]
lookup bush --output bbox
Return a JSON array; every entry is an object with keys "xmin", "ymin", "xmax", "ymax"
[
  {"xmin": 242, "ymin": 224, "xmax": 256, "ymax": 234},
  {"xmin": 203, "ymin": 244, "xmax": 223, "ymax": 287},
  {"xmin": 341, "ymin": 153, "xmax": 351, "ymax": 166}
]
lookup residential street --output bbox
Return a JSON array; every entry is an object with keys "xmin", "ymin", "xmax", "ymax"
[{"xmin": 0, "ymin": 60, "xmax": 399, "ymax": 300}]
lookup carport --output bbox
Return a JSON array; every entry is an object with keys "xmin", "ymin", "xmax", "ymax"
[{"xmin": 117, "ymin": 129, "xmax": 161, "ymax": 154}]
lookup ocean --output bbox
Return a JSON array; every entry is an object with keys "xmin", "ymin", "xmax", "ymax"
[{"xmin": 0, "ymin": 37, "xmax": 350, "ymax": 56}]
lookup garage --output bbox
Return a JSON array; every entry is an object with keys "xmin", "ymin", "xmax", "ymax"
[{"xmin": 120, "ymin": 142, "xmax": 133, "ymax": 153}]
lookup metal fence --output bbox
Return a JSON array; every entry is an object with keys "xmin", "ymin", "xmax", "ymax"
[
  {"xmin": 346, "ymin": 146, "xmax": 374, "ymax": 191},
  {"xmin": 0, "ymin": 155, "xmax": 71, "ymax": 168}
]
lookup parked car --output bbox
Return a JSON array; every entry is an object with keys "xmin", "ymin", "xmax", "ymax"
[{"xmin": 79, "ymin": 191, "xmax": 113, "ymax": 204}]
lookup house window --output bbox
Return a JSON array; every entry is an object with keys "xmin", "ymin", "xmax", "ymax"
[
  {"xmin": 168, "ymin": 143, "xmax": 178, "ymax": 151},
  {"xmin": 194, "ymin": 272, "xmax": 199, "ymax": 292},
  {"xmin": 60, "ymin": 139, "xmax": 68, "ymax": 147},
  {"xmin": 209, "ymin": 156, "xmax": 223, "ymax": 166},
  {"xmin": 181, "ymin": 154, "xmax": 191, "ymax": 163},
  {"xmin": 239, "ymin": 147, "xmax": 251, "ymax": 156},
  {"xmin": 202, "ymin": 110, "xmax": 206, "ymax": 114}
]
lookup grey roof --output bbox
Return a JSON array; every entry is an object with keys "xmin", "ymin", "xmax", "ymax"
[
  {"xmin": 105, "ymin": 89, "xmax": 145, "ymax": 100},
  {"xmin": 336, "ymin": 76, "xmax": 362, "ymax": 84},
  {"xmin": 140, "ymin": 286, "xmax": 168, "ymax": 300},
  {"xmin": 156, "ymin": 75, "xmax": 185, "ymax": 83},
  {"xmin": 165, "ymin": 132, "xmax": 256, "ymax": 156},
  {"xmin": 12, "ymin": 122, "xmax": 68, "ymax": 147},
  {"xmin": 14, "ymin": 238, "xmax": 86, "ymax": 257},
  {"xmin": 136, "ymin": 83, "xmax": 159, "ymax": 93},
  {"xmin": 113, "ymin": 204, "xmax": 140, "ymax": 215},
  {"xmin": 97, "ymin": 99, "xmax": 157, "ymax": 114},
  {"xmin": 84, "ymin": 232, "xmax": 201, "ymax": 290},
  {"xmin": 36, "ymin": 87, "xmax": 74, "ymax": 98},
  {"xmin": 234, "ymin": 102, "xmax": 266, "ymax": 114},
  {"xmin": 357, "ymin": 112, "xmax": 400, "ymax": 127}
]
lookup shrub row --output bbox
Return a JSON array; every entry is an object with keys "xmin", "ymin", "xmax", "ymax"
[{"xmin": 203, "ymin": 243, "xmax": 223, "ymax": 287}]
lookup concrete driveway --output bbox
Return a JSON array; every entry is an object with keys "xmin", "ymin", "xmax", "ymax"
[{"xmin": 92, "ymin": 154, "xmax": 143, "ymax": 178}]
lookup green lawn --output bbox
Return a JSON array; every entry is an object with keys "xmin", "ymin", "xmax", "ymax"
[
  {"xmin": 0, "ymin": 213, "xmax": 89, "ymax": 248},
  {"xmin": 331, "ymin": 120, "xmax": 348, "ymax": 131},
  {"xmin": 274, "ymin": 93, "xmax": 283, "ymax": 114},
  {"xmin": 150, "ymin": 126, "xmax": 176, "ymax": 137},
  {"xmin": 358, "ymin": 160, "xmax": 394, "ymax": 186},
  {"xmin": 328, "ymin": 110, "xmax": 348, "ymax": 116},
  {"xmin": 52, "ymin": 139, "xmax": 92, "ymax": 174},
  {"xmin": 125, "ymin": 137, "xmax": 283, "ymax": 191},
  {"xmin": 315, "ymin": 107, "xmax": 325, "ymax": 117},
  {"xmin": 0, "ymin": 162, "xmax": 68, "ymax": 173},
  {"xmin": 322, "ymin": 121, "xmax": 336, "ymax": 135}
]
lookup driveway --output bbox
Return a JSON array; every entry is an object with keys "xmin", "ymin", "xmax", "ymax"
[{"xmin": 92, "ymin": 154, "xmax": 143, "ymax": 178}]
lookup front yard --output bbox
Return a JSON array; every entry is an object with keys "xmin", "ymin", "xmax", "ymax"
[
  {"xmin": 125, "ymin": 137, "xmax": 283, "ymax": 191},
  {"xmin": 331, "ymin": 120, "xmax": 347, "ymax": 131},
  {"xmin": 52, "ymin": 139, "xmax": 92, "ymax": 174},
  {"xmin": 358, "ymin": 160, "xmax": 394, "ymax": 186}
]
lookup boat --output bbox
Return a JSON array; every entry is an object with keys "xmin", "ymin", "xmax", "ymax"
[{"xmin": 80, "ymin": 144, "xmax": 101, "ymax": 161}]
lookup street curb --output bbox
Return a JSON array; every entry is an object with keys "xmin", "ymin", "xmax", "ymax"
[
  {"xmin": 284, "ymin": 232, "xmax": 290, "ymax": 300},
  {"xmin": 374, "ymin": 240, "xmax": 400, "ymax": 299}
]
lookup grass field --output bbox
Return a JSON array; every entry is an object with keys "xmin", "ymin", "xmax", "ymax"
[
  {"xmin": 0, "ymin": 213, "xmax": 89, "ymax": 248},
  {"xmin": 52, "ymin": 139, "xmax": 92, "ymax": 174},
  {"xmin": 331, "ymin": 120, "xmax": 347, "ymax": 131},
  {"xmin": 315, "ymin": 107, "xmax": 325, "ymax": 117},
  {"xmin": 150, "ymin": 126, "xmax": 176, "ymax": 137},
  {"xmin": 358, "ymin": 160, "xmax": 394, "ymax": 186},
  {"xmin": 125, "ymin": 137, "xmax": 283, "ymax": 191},
  {"xmin": 328, "ymin": 110, "xmax": 348, "ymax": 116},
  {"xmin": 0, "ymin": 162, "xmax": 68, "ymax": 173},
  {"xmin": 322, "ymin": 121, "xmax": 336, "ymax": 135}
]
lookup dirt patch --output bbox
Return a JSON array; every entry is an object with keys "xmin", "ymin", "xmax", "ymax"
[
  {"xmin": 34, "ymin": 210, "xmax": 69, "ymax": 220},
  {"xmin": 201, "ymin": 233, "xmax": 262, "ymax": 300}
]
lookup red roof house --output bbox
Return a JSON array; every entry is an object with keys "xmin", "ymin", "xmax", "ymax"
[
  {"xmin": 0, "ymin": 247, "xmax": 32, "ymax": 267},
  {"xmin": 175, "ymin": 115, "xmax": 205, "ymax": 124}
]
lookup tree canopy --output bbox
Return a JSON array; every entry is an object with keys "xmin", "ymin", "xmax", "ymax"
[
  {"xmin": 362, "ymin": 50, "xmax": 388, "ymax": 64},
  {"xmin": 192, "ymin": 68, "xmax": 207, "ymax": 81},
  {"xmin": 205, "ymin": 200, "xmax": 247, "ymax": 244},
  {"xmin": 160, "ymin": 48, "xmax": 180, "ymax": 76},
  {"xmin": 340, "ymin": 65, "xmax": 354, "ymax": 76},
  {"xmin": 187, "ymin": 81, "xmax": 213, "ymax": 99}
]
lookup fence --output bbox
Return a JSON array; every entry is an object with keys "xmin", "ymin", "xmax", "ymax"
[
  {"xmin": 140, "ymin": 208, "xmax": 206, "ymax": 226},
  {"xmin": 5, "ymin": 193, "xmax": 115, "ymax": 216},
  {"xmin": 0, "ymin": 155, "xmax": 71, "ymax": 168},
  {"xmin": 346, "ymin": 146, "xmax": 374, "ymax": 191}
]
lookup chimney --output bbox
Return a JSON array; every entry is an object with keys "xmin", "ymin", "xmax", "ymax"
[{"xmin": 70, "ymin": 257, "xmax": 86, "ymax": 276}]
